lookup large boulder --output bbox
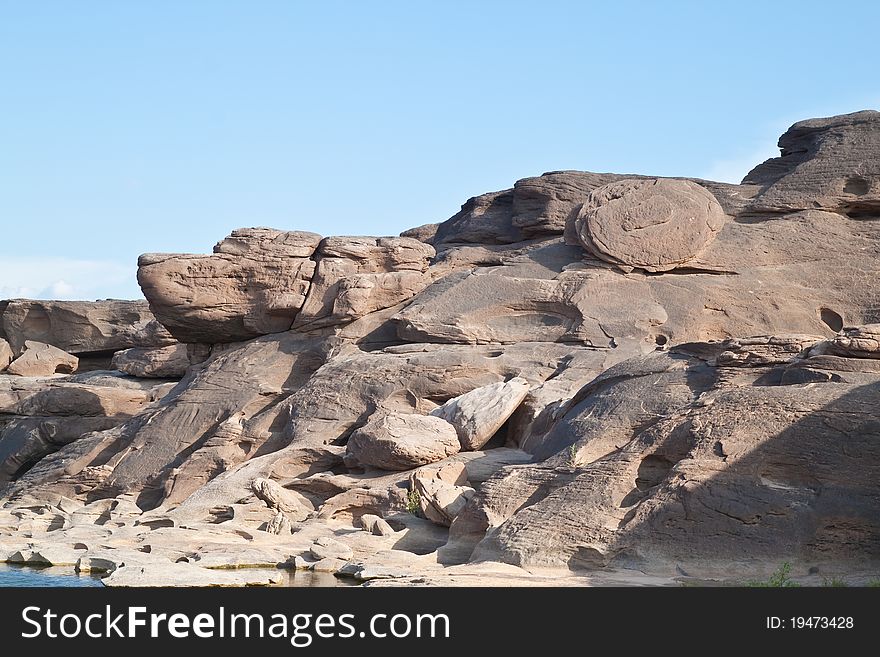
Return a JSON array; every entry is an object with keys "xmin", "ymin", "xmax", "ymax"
[
  {"xmin": 575, "ymin": 178, "xmax": 726, "ymax": 272},
  {"xmin": 0, "ymin": 300, "xmax": 173, "ymax": 356},
  {"xmin": 137, "ymin": 228, "xmax": 321, "ymax": 343},
  {"xmin": 344, "ymin": 411, "xmax": 460, "ymax": 471},
  {"xmin": 432, "ymin": 377, "xmax": 531, "ymax": 450}
]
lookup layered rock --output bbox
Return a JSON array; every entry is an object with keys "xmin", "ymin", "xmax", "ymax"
[
  {"xmin": 137, "ymin": 228, "xmax": 321, "ymax": 343},
  {"xmin": 745, "ymin": 110, "xmax": 880, "ymax": 216},
  {"xmin": 3, "ymin": 111, "xmax": 880, "ymax": 586},
  {"xmin": 0, "ymin": 300, "xmax": 173, "ymax": 356},
  {"xmin": 291, "ymin": 236, "xmax": 434, "ymax": 331},
  {"xmin": 111, "ymin": 344, "xmax": 190, "ymax": 378}
]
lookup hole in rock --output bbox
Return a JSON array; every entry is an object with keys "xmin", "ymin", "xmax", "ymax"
[
  {"xmin": 819, "ymin": 307, "xmax": 844, "ymax": 333},
  {"xmin": 635, "ymin": 454, "xmax": 676, "ymax": 491},
  {"xmin": 844, "ymin": 176, "xmax": 870, "ymax": 196},
  {"xmin": 654, "ymin": 334, "xmax": 668, "ymax": 347}
]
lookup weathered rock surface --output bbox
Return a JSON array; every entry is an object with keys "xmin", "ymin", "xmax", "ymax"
[
  {"xmin": 0, "ymin": 300, "xmax": 173, "ymax": 355},
  {"xmin": 575, "ymin": 178, "xmax": 726, "ymax": 272},
  {"xmin": 0, "ymin": 339, "xmax": 13, "ymax": 372},
  {"xmin": 345, "ymin": 411, "xmax": 460, "ymax": 471},
  {"xmin": 111, "ymin": 343, "xmax": 190, "ymax": 378},
  {"xmin": 6, "ymin": 341, "xmax": 78, "ymax": 377},
  {"xmin": 3, "ymin": 111, "xmax": 880, "ymax": 586},
  {"xmin": 410, "ymin": 462, "xmax": 475, "ymax": 527},
  {"xmin": 432, "ymin": 377, "xmax": 531, "ymax": 450},
  {"xmin": 745, "ymin": 110, "xmax": 880, "ymax": 215},
  {"xmin": 291, "ymin": 236, "xmax": 434, "ymax": 331},
  {"xmin": 137, "ymin": 228, "xmax": 321, "ymax": 343}
]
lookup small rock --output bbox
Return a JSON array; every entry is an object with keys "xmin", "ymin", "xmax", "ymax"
[
  {"xmin": 265, "ymin": 511, "xmax": 292, "ymax": 535},
  {"xmin": 359, "ymin": 514, "xmax": 395, "ymax": 536},
  {"xmin": 410, "ymin": 462, "xmax": 475, "ymax": 527},
  {"xmin": 251, "ymin": 478, "xmax": 311, "ymax": 521},
  {"xmin": 6, "ymin": 341, "xmax": 78, "ymax": 377},
  {"xmin": 310, "ymin": 537, "xmax": 354, "ymax": 561},
  {"xmin": 111, "ymin": 344, "xmax": 190, "ymax": 378}
]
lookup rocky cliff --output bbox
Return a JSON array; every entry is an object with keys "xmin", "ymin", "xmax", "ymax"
[{"xmin": 2, "ymin": 111, "xmax": 880, "ymax": 586}]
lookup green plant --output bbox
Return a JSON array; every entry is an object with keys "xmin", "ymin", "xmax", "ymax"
[
  {"xmin": 405, "ymin": 488, "xmax": 421, "ymax": 516},
  {"xmin": 821, "ymin": 577, "xmax": 848, "ymax": 587},
  {"xmin": 866, "ymin": 578, "xmax": 880, "ymax": 587},
  {"xmin": 746, "ymin": 562, "xmax": 801, "ymax": 587},
  {"xmin": 567, "ymin": 444, "xmax": 579, "ymax": 467}
]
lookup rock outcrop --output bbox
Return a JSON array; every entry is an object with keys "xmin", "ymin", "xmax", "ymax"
[
  {"xmin": 1, "ymin": 300, "xmax": 173, "ymax": 356},
  {"xmin": 3, "ymin": 110, "xmax": 880, "ymax": 587},
  {"xmin": 137, "ymin": 228, "xmax": 321, "ymax": 343}
]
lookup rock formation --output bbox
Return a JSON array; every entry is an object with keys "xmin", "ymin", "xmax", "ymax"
[{"xmin": 2, "ymin": 110, "xmax": 880, "ymax": 586}]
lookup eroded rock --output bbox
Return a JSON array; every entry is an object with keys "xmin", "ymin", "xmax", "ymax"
[
  {"xmin": 575, "ymin": 178, "xmax": 726, "ymax": 272},
  {"xmin": 344, "ymin": 411, "xmax": 460, "ymax": 470},
  {"xmin": 6, "ymin": 341, "xmax": 78, "ymax": 377}
]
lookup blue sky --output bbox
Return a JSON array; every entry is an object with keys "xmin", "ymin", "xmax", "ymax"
[{"xmin": 1, "ymin": 1, "xmax": 878, "ymax": 300}]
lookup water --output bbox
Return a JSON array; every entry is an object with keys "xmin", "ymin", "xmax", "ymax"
[
  {"xmin": 0, "ymin": 564, "xmax": 103, "ymax": 587},
  {"xmin": 0, "ymin": 564, "xmax": 351, "ymax": 587}
]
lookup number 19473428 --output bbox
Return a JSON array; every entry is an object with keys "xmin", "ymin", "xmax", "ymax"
[{"xmin": 766, "ymin": 616, "xmax": 854, "ymax": 629}]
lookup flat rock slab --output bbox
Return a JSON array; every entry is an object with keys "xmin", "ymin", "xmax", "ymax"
[
  {"xmin": 432, "ymin": 377, "xmax": 531, "ymax": 450},
  {"xmin": 576, "ymin": 178, "xmax": 725, "ymax": 271},
  {"xmin": 102, "ymin": 562, "xmax": 283, "ymax": 587}
]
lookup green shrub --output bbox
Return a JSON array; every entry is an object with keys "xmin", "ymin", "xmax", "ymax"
[{"xmin": 746, "ymin": 562, "xmax": 800, "ymax": 587}]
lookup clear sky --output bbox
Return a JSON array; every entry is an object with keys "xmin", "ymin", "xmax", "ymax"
[{"xmin": 1, "ymin": 1, "xmax": 878, "ymax": 300}]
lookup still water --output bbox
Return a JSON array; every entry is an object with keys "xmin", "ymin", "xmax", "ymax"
[
  {"xmin": 0, "ymin": 564, "xmax": 349, "ymax": 587},
  {"xmin": 0, "ymin": 564, "xmax": 103, "ymax": 587}
]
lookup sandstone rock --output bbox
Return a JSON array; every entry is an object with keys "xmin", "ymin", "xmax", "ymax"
[
  {"xmin": 410, "ymin": 462, "xmax": 475, "ymax": 527},
  {"xmin": 575, "ymin": 178, "xmax": 726, "ymax": 272},
  {"xmin": 291, "ymin": 236, "xmax": 434, "ymax": 331},
  {"xmin": 432, "ymin": 377, "xmax": 531, "ymax": 450},
  {"xmin": 5, "ymin": 110, "xmax": 880, "ymax": 585},
  {"xmin": 344, "ymin": 411, "xmax": 460, "ymax": 470},
  {"xmin": 745, "ymin": 110, "xmax": 880, "ymax": 215},
  {"xmin": 111, "ymin": 344, "xmax": 190, "ymax": 378},
  {"xmin": 25, "ymin": 332, "xmax": 329, "ymax": 508},
  {"xmin": 0, "ymin": 300, "xmax": 174, "ymax": 356},
  {"xmin": 265, "ymin": 510, "xmax": 292, "ymax": 535},
  {"xmin": 137, "ymin": 228, "xmax": 321, "ymax": 343},
  {"xmin": 310, "ymin": 536, "xmax": 353, "ymax": 561},
  {"xmin": 359, "ymin": 514, "xmax": 395, "ymax": 536},
  {"xmin": 6, "ymin": 341, "xmax": 78, "ymax": 377},
  {"xmin": 825, "ymin": 324, "xmax": 880, "ymax": 358},
  {"xmin": 251, "ymin": 478, "xmax": 311, "ymax": 520},
  {"xmin": 714, "ymin": 335, "xmax": 824, "ymax": 367},
  {"xmin": 102, "ymin": 561, "xmax": 282, "ymax": 587},
  {"xmin": 0, "ymin": 417, "xmax": 130, "ymax": 483},
  {"xmin": 0, "ymin": 338, "xmax": 13, "ymax": 371}
]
